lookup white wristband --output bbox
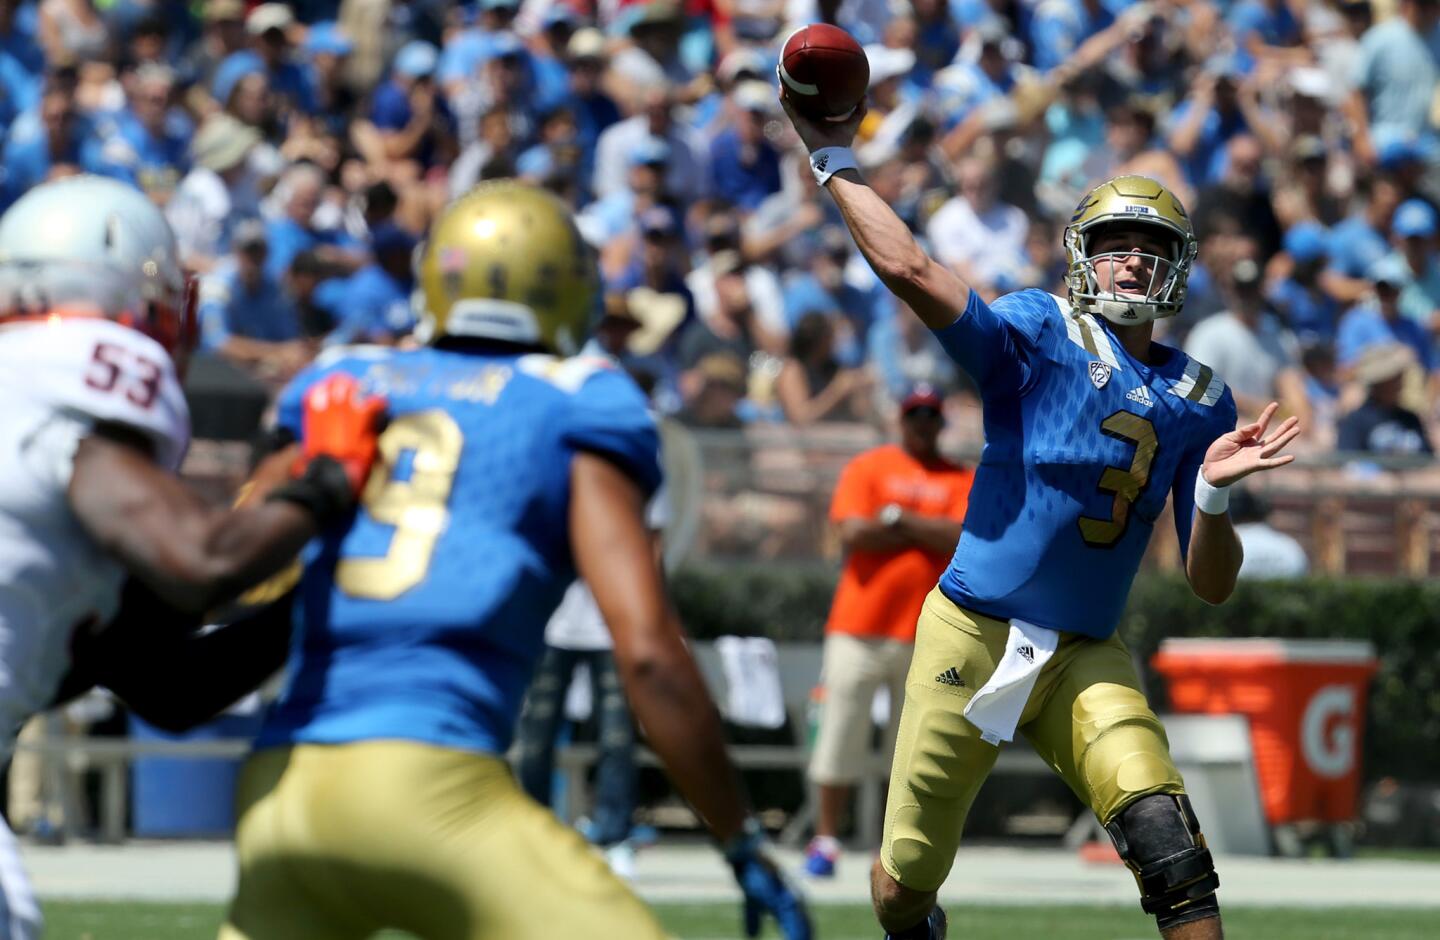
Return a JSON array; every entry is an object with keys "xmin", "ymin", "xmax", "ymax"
[
  {"xmin": 1194, "ymin": 471, "xmax": 1231, "ymax": 515},
  {"xmin": 809, "ymin": 146, "xmax": 858, "ymax": 186}
]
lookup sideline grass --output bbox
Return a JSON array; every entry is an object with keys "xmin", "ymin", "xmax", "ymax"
[{"xmin": 39, "ymin": 900, "xmax": 1440, "ymax": 940}]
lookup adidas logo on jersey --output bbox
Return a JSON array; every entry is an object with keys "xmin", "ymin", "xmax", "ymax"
[
  {"xmin": 936, "ymin": 667, "xmax": 966, "ymax": 687},
  {"xmin": 1016, "ymin": 644, "xmax": 1035, "ymax": 664},
  {"xmin": 1126, "ymin": 386, "xmax": 1154, "ymax": 409},
  {"xmin": 1088, "ymin": 361, "xmax": 1112, "ymax": 390}
]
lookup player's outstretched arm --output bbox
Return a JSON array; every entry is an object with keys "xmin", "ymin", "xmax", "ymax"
[
  {"xmin": 68, "ymin": 432, "xmax": 320, "ymax": 614},
  {"xmin": 778, "ymin": 91, "xmax": 969, "ymax": 330},
  {"xmin": 571, "ymin": 452, "xmax": 811, "ymax": 940},
  {"xmin": 1186, "ymin": 401, "xmax": 1301, "ymax": 604},
  {"xmin": 69, "ymin": 374, "xmax": 385, "ymax": 615}
]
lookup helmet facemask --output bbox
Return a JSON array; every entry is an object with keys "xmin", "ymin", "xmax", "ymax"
[{"xmin": 1065, "ymin": 220, "xmax": 1195, "ymax": 325}]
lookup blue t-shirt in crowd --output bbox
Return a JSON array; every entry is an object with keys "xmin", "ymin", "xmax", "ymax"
[
  {"xmin": 197, "ymin": 266, "xmax": 301, "ymax": 351},
  {"xmin": 85, "ymin": 108, "xmax": 191, "ymax": 194},
  {"xmin": 708, "ymin": 128, "xmax": 781, "ymax": 212},
  {"xmin": 1267, "ymin": 278, "xmax": 1340, "ymax": 342},
  {"xmin": 1336, "ymin": 305, "xmax": 1434, "ymax": 370},
  {"xmin": 323, "ymin": 264, "xmax": 416, "ymax": 344},
  {"xmin": 1326, "ymin": 215, "xmax": 1391, "ymax": 279}
]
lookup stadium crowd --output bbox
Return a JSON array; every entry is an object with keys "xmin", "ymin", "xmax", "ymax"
[{"xmin": 8, "ymin": 0, "xmax": 1440, "ymax": 457}]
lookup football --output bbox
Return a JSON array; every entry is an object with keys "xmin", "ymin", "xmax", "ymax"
[{"xmin": 778, "ymin": 24, "xmax": 870, "ymax": 122}]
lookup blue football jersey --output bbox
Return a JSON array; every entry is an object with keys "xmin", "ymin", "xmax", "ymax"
[
  {"xmin": 255, "ymin": 346, "xmax": 661, "ymax": 754},
  {"xmin": 933, "ymin": 290, "xmax": 1237, "ymax": 638}
]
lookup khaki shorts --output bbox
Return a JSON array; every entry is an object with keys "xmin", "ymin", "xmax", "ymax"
[
  {"xmin": 808, "ymin": 632, "xmax": 914, "ymax": 786},
  {"xmin": 220, "ymin": 741, "xmax": 667, "ymax": 940},
  {"xmin": 880, "ymin": 589, "xmax": 1185, "ymax": 892}
]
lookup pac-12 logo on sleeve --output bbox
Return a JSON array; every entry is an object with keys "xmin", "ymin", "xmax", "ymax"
[{"xmin": 1088, "ymin": 361, "xmax": 1112, "ymax": 390}]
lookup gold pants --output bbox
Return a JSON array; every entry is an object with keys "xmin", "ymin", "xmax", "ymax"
[
  {"xmin": 219, "ymin": 741, "xmax": 667, "ymax": 940},
  {"xmin": 881, "ymin": 589, "xmax": 1186, "ymax": 891}
]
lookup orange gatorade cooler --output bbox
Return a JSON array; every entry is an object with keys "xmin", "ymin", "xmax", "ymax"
[{"xmin": 1151, "ymin": 638, "xmax": 1378, "ymax": 825}]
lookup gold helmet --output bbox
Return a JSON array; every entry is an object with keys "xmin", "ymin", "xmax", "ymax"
[
  {"xmin": 1063, "ymin": 175, "xmax": 1197, "ymax": 325},
  {"xmin": 415, "ymin": 180, "xmax": 596, "ymax": 352}
]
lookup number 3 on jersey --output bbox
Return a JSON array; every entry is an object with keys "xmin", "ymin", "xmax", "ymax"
[
  {"xmin": 1078, "ymin": 411, "xmax": 1158, "ymax": 548},
  {"xmin": 336, "ymin": 411, "xmax": 463, "ymax": 599}
]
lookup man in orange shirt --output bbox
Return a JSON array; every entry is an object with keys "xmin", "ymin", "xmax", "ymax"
[{"xmin": 805, "ymin": 386, "xmax": 974, "ymax": 877}]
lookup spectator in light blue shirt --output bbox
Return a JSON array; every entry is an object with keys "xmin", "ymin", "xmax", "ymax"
[
  {"xmin": 246, "ymin": 3, "xmax": 315, "ymax": 113},
  {"xmin": 709, "ymin": 82, "xmax": 782, "ymax": 212},
  {"xmin": 323, "ymin": 223, "xmax": 419, "ymax": 345},
  {"xmin": 197, "ymin": 219, "xmax": 309, "ymax": 378},
  {"xmin": 1332, "ymin": 173, "xmax": 1404, "ymax": 277},
  {"xmin": 1029, "ymin": 0, "xmax": 1114, "ymax": 74},
  {"xmin": 1388, "ymin": 199, "xmax": 1440, "ymax": 343},
  {"xmin": 0, "ymin": 0, "xmax": 44, "ymax": 74},
  {"xmin": 263, "ymin": 161, "xmax": 362, "ymax": 281},
  {"xmin": 783, "ymin": 228, "xmax": 887, "ymax": 366},
  {"xmin": 1, "ymin": 69, "xmax": 89, "ymax": 210},
  {"xmin": 1350, "ymin": 0, "xmax": 1440, "ymax": 154},
  {"xmin": 85, "ymin": 64, "xmax": 190, "ymax": 201},
  {"xmin": 1268, "ymin": 222, "xmax": 1341, "ymax": 342},
  {"xmin": 1337, "ymin": 256, "xmax": 1435, "ymax": 372},
  {"xmin": 0, "ymin": 47, "xmax": 36, "ymax": 135}
]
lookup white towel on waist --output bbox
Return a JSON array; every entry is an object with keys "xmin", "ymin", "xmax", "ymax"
[{"xmin": 962, "ymin": 619, "xmax": 1061, "ymax": 746}]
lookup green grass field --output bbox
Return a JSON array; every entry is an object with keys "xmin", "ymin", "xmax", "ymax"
[{"xmin": 39, "ymin": 900, "xmax": 1440, "ymax": 940}]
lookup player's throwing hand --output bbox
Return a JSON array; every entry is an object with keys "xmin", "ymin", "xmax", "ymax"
[
  {"xmin": 1200, "ymin": 401, "xmax": 1302, "ymax": 488},
  {"xmin": 778, "ymin": 85, "xmax": 868, "ymax": 155}
]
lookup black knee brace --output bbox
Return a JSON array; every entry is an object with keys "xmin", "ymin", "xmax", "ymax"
[{"xmin": 1105, "ymin": 794, "xmax": 1221, "ymax": 931}]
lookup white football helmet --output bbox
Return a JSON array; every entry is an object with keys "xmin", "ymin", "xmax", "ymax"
[{"xmin": 0, "ymin": 175, "xmax": 194, "ymax": 358}]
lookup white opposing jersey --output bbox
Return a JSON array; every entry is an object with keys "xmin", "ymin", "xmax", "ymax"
[{"xmin": 0, "ymin": 319, "xmax": 189, "ymax": 747}]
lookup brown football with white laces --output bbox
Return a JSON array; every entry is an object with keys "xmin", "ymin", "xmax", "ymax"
[{"xmin": 778, "ymin": 24, "xmax": 869, "ymax": 122}]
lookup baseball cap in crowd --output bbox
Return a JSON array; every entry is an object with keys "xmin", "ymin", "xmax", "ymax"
[
  {"xmin": 1366, "ymin": 255, "xmax": 1412, "ymax": 288},
  {"xmin": 567, "ymin": 28, "xmax": 607, "ymax": 61},
  {"xmin": 303, "ymin": 22, "xmax": 354, "ymax": 57},
  {"xmin": 372, "ymin": 222, "xmax": 420, "ymax": 257},
  {"xmin": 631, "ymin": 136, "xmax": 671, "ymax": 167},
  {"xmin": 1378, "ymin": 137, "xmax": 1424, "ymax": 171},
  {"xmin": 866, "ymin": 45, "xmax": 916, "ymax": 87},
  {"xmin": 233, "ymin": 218, "xmax": 268, "ymax": 251},
  {"xmin": 543, "ymin": 4, "xmax": 580, "ymax": 28},
  {"xmin": 484, "ymin": 32, "xmax": 526, "ymax": 63},
  {"xmin": 717, "ymin": 48, "xmax": 767, "ymax": 85},
  {"xmin": 639, "ymin": 205, "xmax": 679, "ymax": 238},
  {"xmin": 597, "ymin": 293, "xmax": 643, "ymax": 330},
  {"xmin": 1354, "ymin": 342, "xmax": 1415, "ymax": 387},
  {"xmin": 1290, "ymin": 134, "xmax": 1328, "ymax": 165},
  {"xmin": 204, "ymin": 0, "xmax": 246, "ymax": 23},
  {"xmin": 192, "ymin": 114, "xmax": 261, "ymax": 173},
  {"xmin": 1392, "ymin": 199, "xmax": 1437, "ymax": 239},
  {"xmin": 395, "ymin": 40, "xmax": 439, "ymax": 78},
  {"xmin": 901, "ymin": 384, "xmax": 944, "ymax": 417},
  {"xmin": 1283, "ymin": 222, "xmax": 1329, "ymax": 263},
  {"xmin": 1203, "ymin": 52, "xmax": 1246, "ymax": 80},
  {"xmin": 695, "ymin": 352, "xmax": 748, "ymax": 392},
  {"xmin": 732, "ymin": 80, "xmax": 776, "ymax": 114},
  {"xmin": 246, "ymin": 3, "xmax": 295, "ymax": 36},
  {"xmin": 973, "ymin": 19, "xmax": 1022, "ymax": 61},
  {"xmin": 516, "ymin": 145, "xmax": 557, "ymax": 180},
  {"xmin": 1288, "ymin": 67, "xmax": 1332, "ymax": 102},
  {"xmin": 1231, "ymin": 257, "xmax": 1262, "ymax": 288},
  {"xmin": 627, "ymin": 1, "xmax": 683, "ymax": 35},
  {"xmin": 211, "ymin": 50, "xmax": 265, "ymax": 103}
]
